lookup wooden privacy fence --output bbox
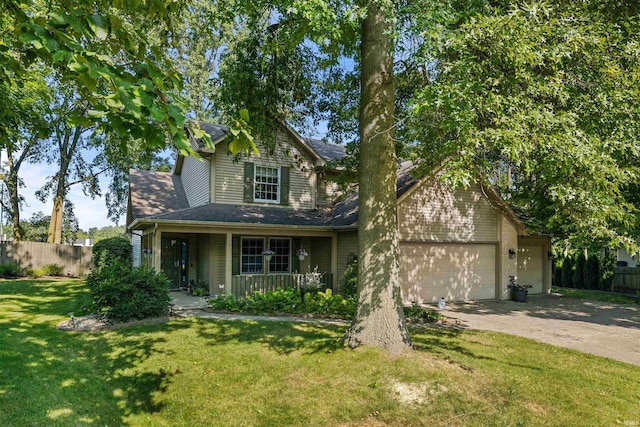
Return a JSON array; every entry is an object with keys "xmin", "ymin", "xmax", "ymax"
[
  {"xmin": 230, "ymin": 273, "xmax": 333, "ymax": 299},
  {"xmin": 0, "ymin": 241, "xmax": 92, "ymax": 277},
  {"xmin": 614, "ymin": 267, "xmax": 640, "ymax": 292}
]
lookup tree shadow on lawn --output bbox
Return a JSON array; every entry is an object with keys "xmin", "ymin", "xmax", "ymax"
[
  {"xmin": 189, "ymin": 316, "xmax": 500, "ymax": 368},
  {"xmin": 192, "ymin": 318, "xmax": 347, "ymax": 355},
  {"xmin": 0, "ymin": 279, "xmax": 191, "ymax": 426}
]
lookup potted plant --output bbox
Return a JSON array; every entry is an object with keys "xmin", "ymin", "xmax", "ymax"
[
  {"xmin": 508, "ymin": 276, "xmax": 532, "ymax": 302},
  {"xmin": 261, "ymin": 249, "xmax": 275, "ymax": 262},
  {"xmin": 296, "ymin": 248, "xmax": 308, "ymax": 261}
]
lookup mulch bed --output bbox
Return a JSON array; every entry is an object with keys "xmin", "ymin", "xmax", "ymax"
[{"xmin": 56, "ymin": 315, "xmax": 169, "ymax": 332}]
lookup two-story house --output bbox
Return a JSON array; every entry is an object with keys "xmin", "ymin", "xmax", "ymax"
[{"xmin": 126, "ymin": 122, "xmax": 552, "ymax": 303}]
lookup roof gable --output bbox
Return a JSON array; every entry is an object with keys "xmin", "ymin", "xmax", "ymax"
[{"xmin": 127, "ymin": 169, "xmax": 189, "ymax": 225}]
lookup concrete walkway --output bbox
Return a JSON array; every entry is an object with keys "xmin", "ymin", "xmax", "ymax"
[{"xmin": 170, "ymin": 291, "xmax": 640, "ymax": 366}]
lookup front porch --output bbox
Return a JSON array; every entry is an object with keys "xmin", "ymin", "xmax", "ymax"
[{"xmin": 137, "ymin": 225, "xmax": 338, "ymax": 298}]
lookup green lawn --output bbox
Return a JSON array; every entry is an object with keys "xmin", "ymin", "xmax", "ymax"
[
  {"xmin": 552, "ymin": 287, "xmax": 639, "ymax": 304},
  {"xmin": 2, "ymin": 279, "xmax": 639, "ymax": 426}
]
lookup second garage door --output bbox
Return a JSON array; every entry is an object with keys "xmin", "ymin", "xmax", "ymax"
[
  {"xmin": 517, "ymin": 245, "xmax": 544, "ymax": 294},
  {"xmin": 399, "ymin": 243, "xmax": 496, "ymax": 303}
]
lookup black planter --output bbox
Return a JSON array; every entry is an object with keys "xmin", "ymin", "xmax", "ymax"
[{"xmin": 512, "ymin": 289, "xmax": 528, "ymax": 302}]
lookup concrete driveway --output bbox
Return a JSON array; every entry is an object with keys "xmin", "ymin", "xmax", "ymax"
[{"xmin": 443, "ymin": 293, "xmax": 640, "ymax": 366}]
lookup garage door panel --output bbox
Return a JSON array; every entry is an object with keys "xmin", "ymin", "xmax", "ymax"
[
  {"xmin": 400, "ymin": 243, "xmax": 495, "ymax": 303},
  {"xmin": 518, "ymin": 245, "xmax": 544, "ymax": 294}
]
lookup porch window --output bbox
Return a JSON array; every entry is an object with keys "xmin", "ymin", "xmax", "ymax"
[
  {"xmin": 269, "ymin": 238, "xmax": 291, "ymax": 273},
  {"xmin": 241, "ymin": 238, "xmax": 264, "ymax": 274},
  {"xmin": 254, "ymin": 166, "xmax": 280, "ymax": 203}
]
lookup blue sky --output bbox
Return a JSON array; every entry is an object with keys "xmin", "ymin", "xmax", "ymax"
[{"xmin": 3, "ymin": 152, "xmax": 121, "ymax": 231}]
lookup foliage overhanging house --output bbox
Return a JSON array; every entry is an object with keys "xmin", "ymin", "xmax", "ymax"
[{"xmin": 126, "ymin": 122, "xmax": 552, "ymax": 303}]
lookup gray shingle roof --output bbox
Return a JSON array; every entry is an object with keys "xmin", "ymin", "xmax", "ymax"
[
  {"xmin": 197, "ymin": 122, "xmax": 229, "ymax": 146},
  {"xmin": 129, "ymin": 169, "xmax": 189, "ymax": 221},
  {"xmin": 330, "ymin": 161, "xmax": 417, "ymax": 227},
  {"xmin": 130, "ymin": 161, "xmax": 418, "ymax": 229},
  {"xmin": 305, "ymin": 138, "xmax": 346, "ymax": 162},
  {"xmin": 146, "ymin": 203, "xmax": 332, "ymax": 227}
]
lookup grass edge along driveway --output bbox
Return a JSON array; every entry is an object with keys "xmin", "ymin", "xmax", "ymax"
[{"xmin": 1, "ymin": 278, "xmax": 639, "ymax": 426}]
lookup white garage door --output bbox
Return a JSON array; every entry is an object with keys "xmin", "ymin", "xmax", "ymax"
[
  {"xmin": 518, "ymin": 245, "xmax": 544, "ymax": 294},
  {"xmin": 399, "ymin": 243, "xmax": 496, "ymax": 303}
]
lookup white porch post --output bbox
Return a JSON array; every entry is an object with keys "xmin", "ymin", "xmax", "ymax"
[
  {"xmin": 225, "ymin": 232, "xmax": 232, "ymax": 293},
  {"xmin": 153, "ymin": 225, "xmax": 161, "ymax": 273}
]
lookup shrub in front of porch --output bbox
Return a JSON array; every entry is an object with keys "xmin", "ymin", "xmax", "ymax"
[
  {"xmin": 92, "ymin": 236, "xmax": 132, "ymax": 270},
  {"xmin": 208, "ymin": 288, "xmax": 357, "ymax": 318},
  {"xmin": 86, "ymin": 263, "xmax": 171, "ymax": 322}
]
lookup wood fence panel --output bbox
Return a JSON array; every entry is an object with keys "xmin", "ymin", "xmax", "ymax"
[
  {"xmin": 0, "ymin": 241, "xmax": 92, "ymax": 277},
  {"xmin": 614, "ymin": 267, "xmax": 640, "ymax": 292}
]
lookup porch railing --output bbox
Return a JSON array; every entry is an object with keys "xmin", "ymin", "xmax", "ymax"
[{"xmin": 230, "ymin": 273, "xmax": 333, "ymax": 299}]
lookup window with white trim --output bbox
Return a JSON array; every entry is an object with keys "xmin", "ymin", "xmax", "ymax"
[
  {"xmin": 254, "ymin": 166, "xmax": 280, "ymax": 203},
  {"xmin": 241, "ymin": 238, "xmax": 264, "ymax": 274},
  {"xmin": 268, "ymin": 238, "xmax": 290, "ymax": 273}
]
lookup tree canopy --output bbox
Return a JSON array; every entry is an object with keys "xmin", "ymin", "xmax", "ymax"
[{"xmin": 407, "ymin": 1, "xmax": 640, "ymax": 251}]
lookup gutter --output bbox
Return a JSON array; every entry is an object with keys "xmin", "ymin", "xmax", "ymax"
[{"xmin": 129, "ymin": 217, "xmax": 335, "ymax": 232}]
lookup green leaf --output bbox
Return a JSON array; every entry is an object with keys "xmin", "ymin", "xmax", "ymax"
[
  {"xmin": 149, "ymin": 106, "xmax": 165, "ymax": 121},
  {"xmin": 48, "ymin": 11, "xmax": 68, "ymax": 26},
  {"xmin": 88, "ymin": 14, "xmax": 108, "ymax": 40},
  {"xmin": 67, "ymin": 60, "xmax": 88, "ymax": 73},
  {"xmin": 239, "ymin": 108, "xmax": 250, "ymax": 123},
  {"xmin": 51, "ymin": 49, "xmax": 71, "ymax": 62}
]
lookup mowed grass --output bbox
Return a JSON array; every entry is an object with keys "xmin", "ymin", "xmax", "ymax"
[
  {"xmin": 552, "ymin": 287, "xmax": 639, "ymax": 304},
  {"xmin": 1, "ymin": 279, "xmax": 639, "ymax": 426}
]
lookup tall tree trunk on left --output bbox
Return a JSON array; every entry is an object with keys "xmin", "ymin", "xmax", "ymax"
[
  {"xmin": 47, "ymin": 125, "xmax": 82, "ymax": 244},
  {"xmin": 2, "ymin": 138, "xmax": 39, "ymax": 241},
  {"xmin": 344, "ymin": 1, "xmax": 412, "ymax": 354}
]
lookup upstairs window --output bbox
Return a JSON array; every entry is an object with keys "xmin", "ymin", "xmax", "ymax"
[
  {"xmin": 244, "ymin": 163, "xmax": 289, "ymax": 205},
  {"xmin": 254, "ymin": 166, "xmax": 280, "ymax": 203}
]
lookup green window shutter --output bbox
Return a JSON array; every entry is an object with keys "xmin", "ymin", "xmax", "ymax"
[
  {"xmin": 292, "ymin": 237, "xmax": 301, "ymax": 272},
  {"xmin": 244, "ymin": 163, "xmax": 254, "ymax": 203},
  {"xmin": 280, "ymin": 166, "xmax": 290, "ymax": 206},
  {"xmin": 232, "ymin": 236, "xmax": 240, "ymax": 275}
]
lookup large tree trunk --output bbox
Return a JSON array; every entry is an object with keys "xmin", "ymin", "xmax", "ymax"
[
  {"xmin": 47, "ymin": 125, "xmax": 81, "ymax": 244},
  {"xmin": 5, "ymin": 154, "xmax": 22, "ymax": 241},
  {"xmin": 8, "ymin": 173, "xmax": 21, "ymax": 241},
  {"xmin": 47, "ymin": 195, "xmax": 64, "ymax": 244},
  {"xmin": 345, "ymin": 2, "xmax": 412, "ymax": 354}
]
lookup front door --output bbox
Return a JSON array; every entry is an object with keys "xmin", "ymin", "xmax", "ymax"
[{"xmin": 161, "ymin": 237, "xmax": 189, "ymax": 289}]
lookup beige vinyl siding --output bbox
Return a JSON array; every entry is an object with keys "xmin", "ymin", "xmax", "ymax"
[
  {"xmin": 197, "ymin": 235, "xmax": 210, "ymax": 287},
  {"xmin": 316, "ymin": 177, "xmax": 339, "ymax": 206},
  {"xmin": 309, "ymin": 237, "xmax": 332, "ymax": 274},
  {"xmin": 337, "ymin": 231, "xmax": 358, "ymax": 282},
  {"xmin": 398, "ymin": 182, "xmax": 498, "ymax": 242},
  {"xmin": 212, "ymin": 130, "xmax": 315, "ymax": 209},
  {"xmin": 212, "ymin": 234, "xmax": 226, "ymax": 295},
  {"xmin": 182, "ymin": 155, "xmax": 210, "ymax": 207},
  {"xmin": 399, "ymin": 243, "xmax": 496, "ymax": 304}
]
